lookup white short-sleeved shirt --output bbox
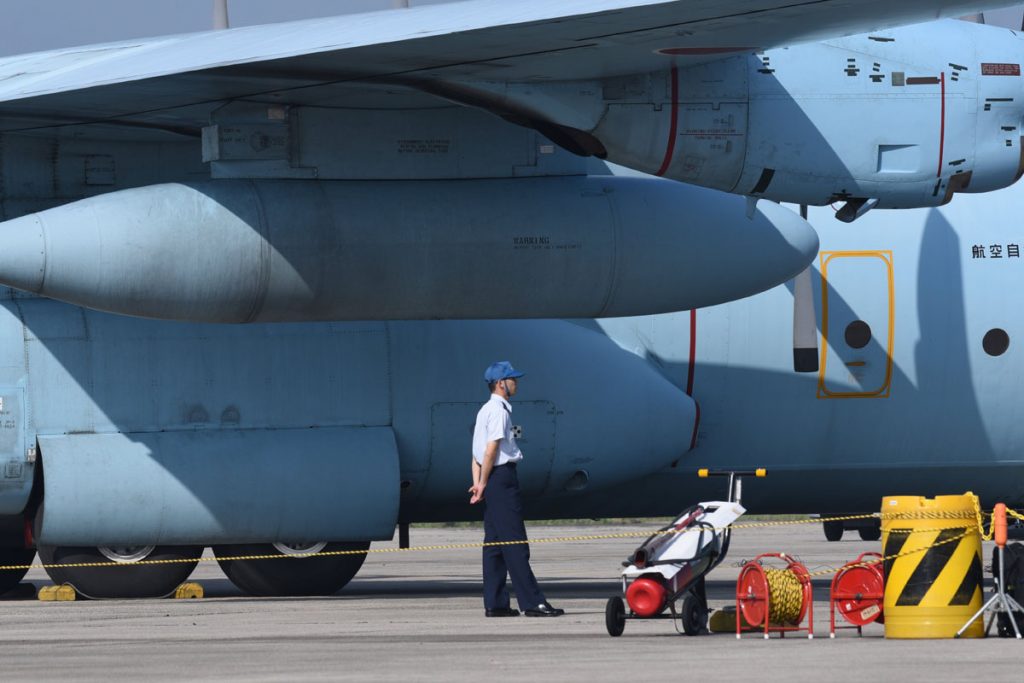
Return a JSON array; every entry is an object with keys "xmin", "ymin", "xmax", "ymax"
[{"xmin": 472, "ymin": 394, "xmax": 523, "ymax": 466}]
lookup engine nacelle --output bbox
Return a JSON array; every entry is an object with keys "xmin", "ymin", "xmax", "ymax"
[
  {"xmin": 477, "ymin": 19, "xmax": 1024, "ymax": 214},
  {"xmin": 593, "ymin": 20, "xmax": 1024, "ymax": 210},
  {"xmin": 0, "ymin": 176, "xmax": 816, "ymax": 323}
]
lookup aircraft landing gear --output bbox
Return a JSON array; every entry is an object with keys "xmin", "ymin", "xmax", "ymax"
[
  {"xmin": 37, "ymin": 544, "xmax": 203, "ymax": 598},
  {"xmin": 213, "ymin": 541, "xmax": 370, "ymax": 596},
  {"xmin": 858, "ymin": 521, "xmax": 882, "ymax": 541},
  {"xmin": 0, "ymin": 515, "xmax": 34, "ymax": 595},
  {"xmin": 823, "ymin": 520, "xmax": 844, "ymax": 542},
  {"xmin": 822, "ymin": 517, "xmax": 881, "ymax": 542}
]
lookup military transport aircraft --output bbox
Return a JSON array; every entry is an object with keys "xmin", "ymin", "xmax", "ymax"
[{"xmin": 0, "ymin": 1, "xmax": 1022, "ymax": 599}]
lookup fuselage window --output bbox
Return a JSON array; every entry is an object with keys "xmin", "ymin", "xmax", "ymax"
[
  {"xmin": 983, "ymin": 328, "xmax": 1010, "ymax": 357},
  {"xmin": 844, "ymin": 320, "xmax": 872, "ymax": 349}
]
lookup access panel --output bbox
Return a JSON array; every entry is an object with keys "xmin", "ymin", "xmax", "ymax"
[{"xmin": 818, "ymin": 251, "xmax": 895, "ymax": 399}]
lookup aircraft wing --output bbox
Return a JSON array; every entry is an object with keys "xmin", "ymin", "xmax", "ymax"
[{"xmin": 0, "ymin": 0, "xmax": 1016, "ymax": 133}]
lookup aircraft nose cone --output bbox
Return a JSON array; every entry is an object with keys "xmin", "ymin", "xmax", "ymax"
[{"xmin": 0, "ymin": 213, "xmax": 46, "ymax": 294}]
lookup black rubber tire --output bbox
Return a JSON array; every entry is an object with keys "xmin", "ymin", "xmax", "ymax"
[
  {"xmin": 213, "ymin": 542, "xmax": 369, "ymax": 596},
  {"xmin": 605, "ymin": 596, "xmax": 626, "ymax": 637},
  {"xmin": 681, "ymin": 592, "xmax": 707, "ymax": 636},
  {"xmin": 0, "ymin": 547, "xmax": 35, "ymax": 595},
  {"xmin": 37, "ymin": 545, "xmax": 203, "ymax": 599},
  {"xmin": 858, "ymin": 524, "xmax": 882, "ymax": 542},
  {"xmin": 823, "ymin": 520, "xmax": 844, "ymax": 542}
]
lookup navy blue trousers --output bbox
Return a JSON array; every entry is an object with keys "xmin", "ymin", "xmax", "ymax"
[{"xmin": 482, "ymin": 463, "xmax": 546, "ymax": 610}]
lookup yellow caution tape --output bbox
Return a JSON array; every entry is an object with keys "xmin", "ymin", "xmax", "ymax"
[
  {"xmin": 0, "ymin": 504, "xmax": 1016, "ymax": 577},
  {"xmin": 972, "ymin": 493, "xmax": 994, "ymax": 542},
  {"xmin": 802, "ymin": 526, "xmax": 974, "ymax": 579},
  {"xmin": 0, "ymin": 513, "xmax": 877, "ymax": 572}
]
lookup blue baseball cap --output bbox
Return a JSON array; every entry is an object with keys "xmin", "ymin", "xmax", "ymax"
[{"xmin": 484, "ymin": 361, "xmax": 525, "ymax": 383}]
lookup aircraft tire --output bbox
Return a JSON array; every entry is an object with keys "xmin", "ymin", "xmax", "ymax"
[
  {"xmin": 823, "ymin": 520, "xmax": 844, "ymax": 542},
  {"xmin": 0, "ymin": 547, "xmax": 35, "ymax": 595},
  {"xmin": 37, "ymin": 544, "xmax": 203, "ymax": 599},
  {"xmin": 858, "ymin": 524, "xmax": 881, "ymax": 542},
  {"xmin": 213, "ymin": 541, "xmax": 369, "ymax": 596}
]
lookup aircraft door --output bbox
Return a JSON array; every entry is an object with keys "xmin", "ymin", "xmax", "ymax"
[
  {"xmin": 428, "ymin": 401, "xmax": 556, "ymax": 499},
  {"xmin": 817, "ymin": 251, "xmax": 894, "ymax": 399}
]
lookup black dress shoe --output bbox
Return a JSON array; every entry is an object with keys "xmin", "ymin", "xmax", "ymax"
[
  {"xmin": 485, "ymin": 607, "xmax": 520, "ymax": 617},
  {"xmin": 524, "ymin": 602, "xmax": 565, "ymax": 617}
]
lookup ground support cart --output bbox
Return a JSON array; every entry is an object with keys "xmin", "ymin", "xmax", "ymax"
[{"xmin": 605, "ymin": 499, "xmax": 745, "ymax": 636}]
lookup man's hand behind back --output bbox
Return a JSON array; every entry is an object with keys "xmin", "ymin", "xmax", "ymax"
[{"xmin": 469, "ymin": 482, "xmax": 486, "ymax": 504}]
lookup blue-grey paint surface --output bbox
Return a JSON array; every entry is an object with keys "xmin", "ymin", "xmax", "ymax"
[
  {"xmin": 570, "ymin": 172, "xmax": 1024, "ymax": 517},
  {"xmin": 1, "ymin": 6, "xmax": 1024, "ymax": 552},
  {"xmin": 0, "ymin": 178, "xmax": 815, "ymax": 321},
  {"xmin": 0, "ymin": 296, "xmax": 694, "ymax": 544},
  {"xmin": 4, "ymin": 2, "xmax": 1022, "ymax": 60},
  {"xmin": 5, "ymin": 16, "xmax": 1024, "ymax": 220},
  {"xmin": 6, "ymin": 165, "xmax": 1024, "ymax": 539},
  {"xmin": 38, "ymin": 428, "xmax": 401, "ymax": 545},
  {"xmin": 0, "ymin": 1, "xmax": 456, "ymax": 57}
]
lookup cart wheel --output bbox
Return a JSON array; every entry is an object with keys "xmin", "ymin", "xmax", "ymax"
[
  {"xmin": 681, "ymin": 592, "xmax": 708, "ymax": 636},
  {"xmin": 605, "ymin": 596, "xmax": 626, "ymax": 637}
]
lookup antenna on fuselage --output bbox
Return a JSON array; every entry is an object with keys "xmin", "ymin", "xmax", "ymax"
[
  {"xmin": 392, "ymin": 0, "xmax": 410, "ymax": 7},
  {"xmin": 214, "ymin": 0, "xmax": 230, "ymax": 29},
  {"xmin": 959, "ymin": 13, "xmax": 985, "ymax": 24}
]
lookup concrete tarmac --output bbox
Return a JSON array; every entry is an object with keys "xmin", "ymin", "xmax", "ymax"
[{"xmin": 1, "ymin": 522, "xmax": 1020, "ymax": 681}]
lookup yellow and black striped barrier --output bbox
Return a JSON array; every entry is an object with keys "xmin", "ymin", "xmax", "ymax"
[{"xmin": 882, "ymin": 494, "xmax": 984, "ymax": 638}]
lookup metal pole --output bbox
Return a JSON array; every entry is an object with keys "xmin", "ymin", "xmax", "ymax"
[
  {"xmin": 956, "ymin": 503, "xmax": 1024, "ymax": 638},
  {"xmin": 213, "ymin": 0, "xmax": 230, "ymax": 29}
]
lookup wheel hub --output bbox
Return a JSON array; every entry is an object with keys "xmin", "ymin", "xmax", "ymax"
[
  {"xmin": 97, "ymin": 545, "xmax": 156, "ymax": 563},
  {"xmin": 272, "ymin": 541, "xmax": 328, "ymax": 557}
]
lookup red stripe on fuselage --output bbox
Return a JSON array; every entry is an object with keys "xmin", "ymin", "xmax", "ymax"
[
  {"xmin": 685, "ymin": 310, "xmax": 699, "ymax": 450},
  {"xmin": 655, "ymin": 66, "xmax": 680, "ymax": 177},
  {"xmin": 937, "ymin": 72, "xmax": 946, "ymax": 177},
  {"xmin": 686, "ymin": 308, "xmax": 697, "ymax": 396},
  {"xmin": 689, "ymin": 401, "xmax": 701, "ymax": 451}
]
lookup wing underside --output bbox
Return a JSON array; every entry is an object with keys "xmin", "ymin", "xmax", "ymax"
[{"xmin": 0, "ymin": 0, "xmax": 1016, "ymax": 134}]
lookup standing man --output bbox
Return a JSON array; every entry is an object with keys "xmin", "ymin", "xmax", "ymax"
[{"xmin": 469, "ymin": 361, "xmax": 564, "ymax": 618}]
